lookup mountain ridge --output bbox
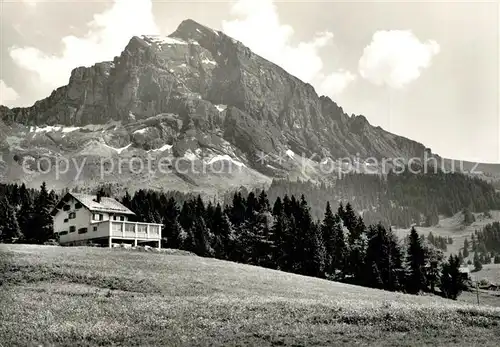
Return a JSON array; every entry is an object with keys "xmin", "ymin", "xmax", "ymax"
[{"xmin": 0, "ymin": 19, "xmax": 498, "ymax": 192}]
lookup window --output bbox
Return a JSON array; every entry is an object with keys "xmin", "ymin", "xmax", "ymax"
[
  {"xmin": 64, "ymin": 218, "xmax": 68, "ymax": 223},
  {"xmin": 113, "ymin": 216, "xmax": 117, "ymax": 221},
  {"xmin": 69, "ymin": 226, "xmax": 76, "ymax": 233},
  {"xmin": 150, "ymin": 225, "xmax": 159, "ymax": 235},
  {"xmin": 75, "ymin": 202, "xmax": 82, "ymax": 209},
  {"xmin": 78, "ymin": 228, "xmax": 88, "ymax": 234},
  {"xmin": 137, "ymin": 225, "xmax": 147, "ymax": 233},
  {"xmin": 120, "ymin": 216, "xmax": 125, "ymax": 221},
  {"xmin": 63, "ymin": 205, "xmax": 70, "ymax": 211},
  {"xmin": 125, "ymin": 224, "xmax": 134, "ymax": 233},
  {"xmin": 69, "ymin": 212, "xmax": 76, "ymax": 219},
  {"xmin": 112, "ymin": 223, "xmax": 123, "ymax": 233},
  {"xmin": 93, "ymin": 213, "xmax": 103, "ymax": 221},
  {"xmin": 93, "ymin": 226, "xmax": 97, "ymax": 232},
  {"xmin": 59, "ymin": 230, "xmax": 68, "ymax": 236}
]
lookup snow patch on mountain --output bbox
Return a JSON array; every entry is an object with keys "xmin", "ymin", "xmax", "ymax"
[
  {"xmin": 202, "ymin": 58, "xmax": 217, "ymax": 66},
  {"xmin": 206, "ymin": 154, "xmax": 246, "ymax": 168},
  {"xmin": 61, "ymin": 126, "xmax": 81, "ymax": 133},
  {"xmin": 143, "ymin": 35, "xmax": 187, "ymax": 45},
  {"xmin": 286, "ymin": 150, "xmax": 295, "ymax": 158},
  {"xmin": 29, "ymin": 125, "xmax": 80, "ymax": 133},
  {"xmin": 134, "ymin": 128, "xmax": 147, "ymax": 135},
  {"xmin": 147, "ymin": 144, "xmax": 172, "ymax": 153},
  {"xmin": 103, "ymin": 143, "xmax": 132, "ymax": 154},
  {"xmin": 184, "ymin": 149, "xmax": 198, "ymax": 161}
]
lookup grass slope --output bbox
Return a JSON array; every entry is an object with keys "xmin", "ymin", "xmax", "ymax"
[{"xmin": 1, "ymin": 244, "xmax": 500, "ymax": 346}]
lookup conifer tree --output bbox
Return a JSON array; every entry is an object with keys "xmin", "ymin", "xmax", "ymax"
[
  {"xmin": 31, "ymin": 182, "xmax": 54, "ymax": 243},
  {"xmin": 473, "ymin": 252, "xmax": 482, "ymax": 271},
  {"xmin": 406, "ymin": 227, "xmax": 427, "ymax": 294},
  {"xmin": 302, "ymin": 222, "xmax": 326, "ymax": 277},
  {"xmin": 272, "ymin": 197, "xmax": 283, "ymax": 217},
  {"xmin": 365, "ymin": 223, "xmax": 404, "ymax": 291},
  {"xmin": 463, "ymin": 238, "xmax": 469, "ymax": 258},
  {"xmin": 211, "ymin": 204, "xmax": 233, "ymax": 259},
  {"xmin": 163, "ymin": 197, "xmax": 182, "ymax": 248},
  {"xmin": 192, "ymin": 216, "xmax": 213, "ymax": 257},
  {"xmin": 270, "ymin": 209, "xmax": 289, "ymax": 270},
  {"xmin": 440, "ymin": 254, "xmax": 467, "ymax": 300},
  {"xmin": 229, "ymin": 192, "xmax": 246, "ymax": 226},
  {"xmin": 257, "ymin": 190, "xmax": 270, "ymax": 212},
  {"xmin": 0, "ymin": 197, "xmax": 21, "ymax": 242}
]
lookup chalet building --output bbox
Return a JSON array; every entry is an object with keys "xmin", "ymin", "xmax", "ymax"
[{"xmin": 51, "ymin": 192, "xmax": 162, "ymax": 248}]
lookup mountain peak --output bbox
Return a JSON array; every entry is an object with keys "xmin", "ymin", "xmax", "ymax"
[{"xmin": 171, "ymin": 18, "xmax": 221, "ymax": 42}]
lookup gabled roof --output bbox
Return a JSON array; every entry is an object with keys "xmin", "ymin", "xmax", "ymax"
[{"xmin": 51, "ymin": 192, "xmax": 135, "ymax": 216}]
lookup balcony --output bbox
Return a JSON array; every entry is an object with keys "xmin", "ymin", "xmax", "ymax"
[{"xmin": 109, "ymin": 221, "xmax": 162, "ymax": 240}]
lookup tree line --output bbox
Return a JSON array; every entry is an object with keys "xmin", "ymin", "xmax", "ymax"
[
  {"xmin": 0, "ymin": 182, "xmax": 468, "ymax": 299},
  {"xmin": 123, "ymin": 188, "xmax": 467, "ymax": 299},
  {"xmin": 251, "ymin": 170, "xmax": 500, "ymax": 228},
  {"xmin": 461, "ymin": 223, "xmax": 500, "ymax": 271},
  {"xmin": 0, "ymin": 182, "xmax": 56, "ymax": 243}
]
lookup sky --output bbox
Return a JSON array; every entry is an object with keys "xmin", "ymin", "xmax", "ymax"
[{"xmin": 0, "ymin": 0, "xmax": 498, "ymax": 163}]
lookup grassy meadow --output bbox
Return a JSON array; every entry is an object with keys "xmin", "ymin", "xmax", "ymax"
[{"xmin": 1, "ymin": 244, "xmax": 500, "ymax": 346}]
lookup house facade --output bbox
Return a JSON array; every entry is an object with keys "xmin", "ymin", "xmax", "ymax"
[{"xmin": 51, "ymin": 192, "xmax": 162, "ymax": 248}]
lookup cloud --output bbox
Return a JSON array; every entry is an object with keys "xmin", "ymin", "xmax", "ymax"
[
  {"xmin": 21, "ymin": 0, "xmax": 38, "ymax": 7},
  {"xmin": 0, "ymin": 80, "xmax": 20, "ymax": 107},
  {"xmin": 359, "ymin": 30, "xmax": 440, "ymax": 89},
  {"xmin": 222, "ymin": 0, "xmax": 354, "ymax": 97},
  {"xmin": 9, "ymin": 0, "xmax": 159, "ymax": 92},
  {"xmin": 317, "ymin": 70, "xmax": 357, "ymax": 97}
]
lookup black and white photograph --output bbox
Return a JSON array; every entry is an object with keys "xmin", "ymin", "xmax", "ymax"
[{"xmin": 1, "ymin": 0, "xmax": 500, "ymax": 345}]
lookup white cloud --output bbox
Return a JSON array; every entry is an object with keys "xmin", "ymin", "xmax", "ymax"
[
  {"xmin": 0, "ymin": 80, "xmax": 20, "ymax": 107},
  {"xmin": 9, "ymin": 0, "xmax": 159, "ymax": 93},
  {"xmin": 222, "ymin": 0, "xmax": 354, "ymax": 97},
  {"xmin": 359, "ymin": 30, "xmax": 440, "ymax": 89},
  {"xmin": 21, "ymin": 0, "xmax": 38, "ymax": 7},
  {"xmin": 317, "ymin": 70, "xmax": 357, "ymax": 97}
]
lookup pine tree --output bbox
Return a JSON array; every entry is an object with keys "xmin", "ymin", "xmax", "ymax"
[
  {"xmin": 440, "ymin": 254, "xmax": 467, "ymax": 300},
  {"xmin": 211, "ymin": 204, "xmax": 233, "ymax": 259},
  {"xmin": 321, "ymin": 203, "xmax": 347, "ymax": 278},
  {"xmin": 463, "ymin": 238, "xmax": 469, "ymax": 258},
  {"xmin": 0, "ymin": 197, "xmax": 22, "ymax": 242},
  {"xmin": 365, "ymin": 223, "xmax": 404, "ymax": 291},
  {"xmin": 463, "ymin": 208, "xmax": 475, "ymax": 226},
  {"xmin": 121, "ymin": 191, "xmax": 132, "ymax": 208},
  {"xmin": 406, "ymin": 227, "xmax": 427, "ymax": 294},
  {"xmin": 473, "ymin": 252, "xmax": 482, "ymax": 271},
  {"xmin": 192, "ymin": 216, "xmax": 213, "ymax": 257},
  {"xmin": 270, "ymin": 210, "xmax": 289, "ymax": 270},
  {"xmin": 343, "ymin": 203, "xmax": 358, "ymax": 241},
  {"xmin": 302, "ymin": 222, "xmax": 326, "ymax": 277},
  {"xmin": 272, "ymin": 197, "xmax": 283, "ymax": 217},
  {"xmin": 257, "ymin": 190, "xmax": 270, "ymax": 213},
  {"xmin": 229, "ymin": 192, "xmax": 246, "ymax": 227},
  {"xmin": 31, "ymin": 182, "xmax": 55, "ymax": 243},
  {"xmin": 163, "ymin": 197, "xmax": 182, "ymax": 249}
]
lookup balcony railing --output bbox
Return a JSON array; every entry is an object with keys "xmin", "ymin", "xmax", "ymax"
[{"xmin": 109, "ymin": 221, "xmax": 162, "ymax": 240}]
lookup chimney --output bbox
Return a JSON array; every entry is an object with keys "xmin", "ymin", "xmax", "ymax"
[{"xmin": 96, "ymin": 191, "xmax": 102, "ymax": 203}]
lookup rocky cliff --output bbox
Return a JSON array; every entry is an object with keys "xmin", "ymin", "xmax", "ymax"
[{"xmin": 1, "ymin": 19, "xmax": 491, "ymax": 193}]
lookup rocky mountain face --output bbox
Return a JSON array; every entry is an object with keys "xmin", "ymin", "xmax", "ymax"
[{"xmin": 0, "ymin": 19, "xmax": 495, "ymax": 194}]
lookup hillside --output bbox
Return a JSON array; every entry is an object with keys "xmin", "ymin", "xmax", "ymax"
[{"xmin": 1, "ymin": 244, "xmax": 500, "ymax": 346}]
